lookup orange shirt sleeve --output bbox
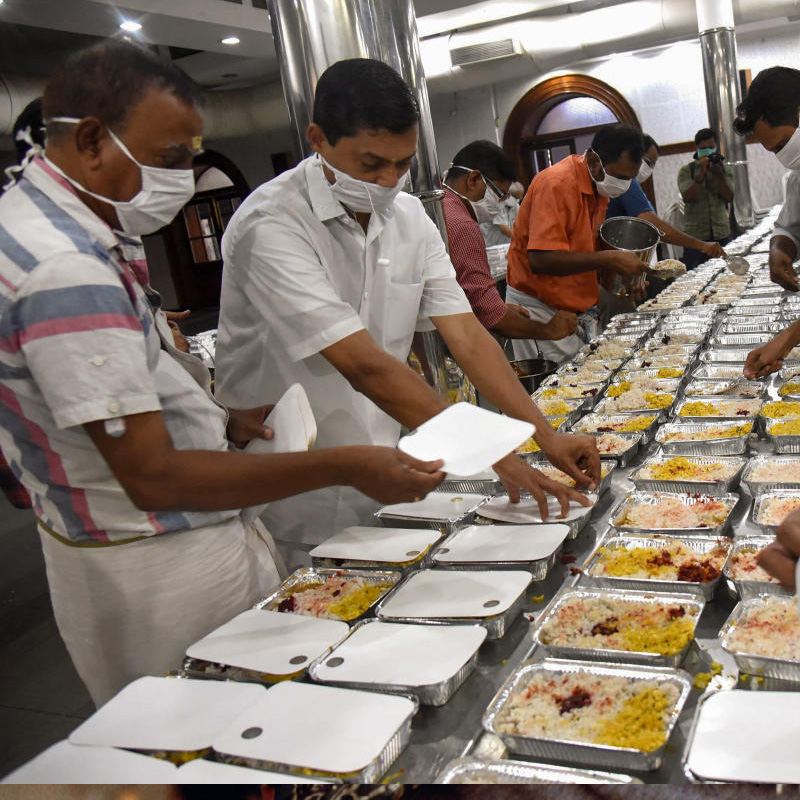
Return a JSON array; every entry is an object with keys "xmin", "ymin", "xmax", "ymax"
[{"xmin": 526, "ymin": 173, "xmax": 573, "ymax": 253}]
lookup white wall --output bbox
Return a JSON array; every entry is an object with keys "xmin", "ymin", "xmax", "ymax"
[{"xmin": 430, "ymin": 18, "xmax": 800, "ymax": 213}]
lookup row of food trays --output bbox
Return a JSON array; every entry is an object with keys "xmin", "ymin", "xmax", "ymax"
[{"xmin": 8, "ymin": 220, "xmax": 799, "ymax": 786}]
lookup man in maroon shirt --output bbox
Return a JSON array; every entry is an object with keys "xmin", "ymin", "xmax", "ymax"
[{"xmin": 442, "ymin": 140, "xmax": 577, "ymax": 343}]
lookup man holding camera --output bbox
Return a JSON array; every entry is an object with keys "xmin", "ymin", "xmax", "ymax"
[{"xmin": 677, "ymin": 127, "xmax": 735, "ymax": 269}]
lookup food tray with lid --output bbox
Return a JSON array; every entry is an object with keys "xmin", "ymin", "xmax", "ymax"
[
  {"xmin": 182, "ymin": 609, "xmax": 350, "ymax": 685},
  {"xmin": 374, "ymin": 492, "xmax": 488, "ymax": 534},
  {"xmin": 308, "ymin": 618, "xmax": 486, "ymax": 706},
  {"xmin": 682, "ymin": 689, "xmax": 800, "ymax": 784},
  {"xmin": 594, "ymin": 393, "xmax": 676, "ymax": 418},
  {"xmin": 629, "ymin": 454, "xmax": 746, "ymax": 495},
  {"xmin": 722, "ymin": 535, "xmax": 791, "ymax": 600},
  {"xmin": 375, "ymin": 568, "xmax": 531, "ymax": 639},
  {"xmin": 655, "ymin": 421, "xmax": 752, "ymax": 456},
  {"xmin": 476, "ymin": 493, "xmax": 597, "ymax": 540},
  {"xmin": 581, "ymin": 534, "xmax": 730, "ymax": 600},
  {"xmin": 699, "ymin": 348, "xmax": 749, "ymax": 363},
  {"xmin": 683, "ymin": 379, "xmax": 764, "ymax": 399},
  {"xmin": 749, "ymin": 489, "xmax": 800, "ymax": 535},
  {"xmin": 742, "ymin": 454, "xmax": 800, "ymax": 495},
  {"xmin": 763, "ymin": 420, "xmax": 800, "ymax": 453},
  {"xmin": 309, "ymin": 526, "xmax": 442, "ymax": 573},
  {"xmin": 211, "ymin": 680, "xmax": 418, "ymax": 783},
  {"xmin": 482, "ymin": 658, "xmax": 692, "ymax": 771},
  {"xmin": 609, "ymin": 490, "xmax": 739, "ymax": 537},
  {"xmin": 673, "ymin": 395, "xmax": 762, "ymax": 422},
  {"xmin": 254, "ymin": 567, "xmax": 401, "ymax": 624},
  {"xmin": 531, "ymin": 586, "xmax": 704, "ymax": 668},
  {"xmin": 573, "ymin": 412, "xmax": 661, "ymax": 445},
  {"xmin": 719, "ymin": 596, "xmax": 800, "ymax": 682},
  {"xmin": 435, "ymin": 757, "xmax": 643, "ymax": 785},
  {"xmin": 432, "ymin": 522, "xmax": 569, "ymax": 578}
]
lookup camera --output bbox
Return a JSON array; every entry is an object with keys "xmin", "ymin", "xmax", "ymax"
[{"xmin": 708, "ymin": 152, "xmax": 724, "ymax": 164}]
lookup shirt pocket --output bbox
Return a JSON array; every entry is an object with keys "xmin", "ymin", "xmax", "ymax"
[{"xmin": 381, "ymin": 281, "xmax": 424, "ymax": 359}]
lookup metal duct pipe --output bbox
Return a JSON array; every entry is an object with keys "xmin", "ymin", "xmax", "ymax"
[
  {"xmin": 696, "ymin": 0, "xmax": 754, "ymax": 228},
  {"xmin": 266, "ymin": 0, "xmax": 446, "ymax": 235}
]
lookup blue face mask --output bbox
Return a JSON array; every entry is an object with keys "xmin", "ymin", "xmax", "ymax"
[{"xmin": 697, "ymin": 147, "xmax": 716, "ymax": 158}]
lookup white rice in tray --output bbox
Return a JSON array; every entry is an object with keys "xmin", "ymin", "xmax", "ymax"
[
  {"xmin": 585, "ymin": 340, "xmax": 630, "ymax": 359},
  {"xmin": 495, "ymin": 670, "xmax": 681, "ymax": 752},
  {"xmin": 757, "ymin": 496, "xmax": 800, "ymax": 527},
  {"xmin": 728, "ymin": 548, "xmax": 781, "ymax": 584},
  {"xmin": 726, "ymin": 597, "xmax": 800, "ymax": 661},
  {"xmin": 749, "ymin": 459, "xmax": 800, "ymax": 483},
  {"xmin": 615, "ymin": 496, "xmax": 730, "ymax": 529},
  {"xmin": 595, "ymin": 433, "xmax": 635, "ymax": 455},
  {"xmin": 600, "ymin": 389, "xmax": 673, "ymax": 412}
]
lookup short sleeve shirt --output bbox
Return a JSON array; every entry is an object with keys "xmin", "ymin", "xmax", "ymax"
[
  {"xmin": 677, "ymin": 160, "xmax": 735, "ymax": 240},
  {"xmin": 774, "ymin": 171, "xmax": 800, "ymax": 252},
  {"xmin": 606, "ymin": 179, "xmax": 654, "ymax": 219},
  {"xmin": 215, "ymin": 155, "xmax": 471, "ymax": 450},
  {"xmin": 506, "ymin": 155, "xmax": 609, "ymax": 313},
  {"xmin": 0, "ymin": 159, "xmax": 235, "ymax": 543}
]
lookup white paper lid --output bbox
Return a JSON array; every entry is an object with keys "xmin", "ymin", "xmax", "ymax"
[
  {"xmin": 69, "ymin": 676, "xmax": 266, "ymax": 752},
  {"xmin": 310, "ymin": 526, "xmax": 442, "ymax": 563},
  {"xmin": 434, "ymin": 523, "xmax": 569, "ymax": 563},
  {"xmin": 244, "ymin": 383, "xmax": 316, "ymax": 455},
  {"xmin": 377, "ymin": 569, "xmax": 531, "ymax": 619},
  {"xmin": 1, "ymin": 741, "xmax": 176, "ymax": 784},
  {"xmin": 377, "ymin": 492, "xmax": 486, "ymax": 522},
  {"xmin": 313, "ymin": 620, "xmax": 486, "ymax": 686},
  {"xmin": 477, "ymin": 493, "xmax": 596, "ymax": 525},
  {"xmin": 398, "ymin": 403, "xmax": 533, "ymax": 477},
  {"xmin": 186, "ymin": 609, "xmax": 349, "ymax": 675},
  {"xmin": 176, "ymin": 758, "xmax": 325, "ymax": 784},
  {"xmin": 211, "ymin": 681, "xmax": 416, "ymax": 774},
  {"xmin": 687, "ymin": 691, "xmax": 800, "ymax": 783}
]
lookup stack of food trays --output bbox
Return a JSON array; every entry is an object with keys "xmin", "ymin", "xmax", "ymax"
[
  {"xmin": 482, "ymin": 659, "xmax": 692, "ymax": 771},
  {"xmin": 373, "ymin": 492, "xmax": 488, "ymax": 534},
  {"xmin": 581, "ymin": 533, "xmax": 730, "ymax": 600}
]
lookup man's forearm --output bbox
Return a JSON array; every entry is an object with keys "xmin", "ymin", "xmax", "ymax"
[
  {"xmin": 528, "ymin": 249, "xmax": 608, "ymax": 277},
  {"xmin": 491, "ymin": 307, "xmax": 560, "ymax": 340},
  {"xmin": 772, "ymin": 234, "xmax": 798, "ymax": 263}
]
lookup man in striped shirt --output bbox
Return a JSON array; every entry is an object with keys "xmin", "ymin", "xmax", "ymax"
[
  {"xmin": 0, "ymin": 40, "xmax": 444, "ymax": 705},
  {"xmin": 442, "ymin": 140, "xmax": 577, "ymax": 342}
]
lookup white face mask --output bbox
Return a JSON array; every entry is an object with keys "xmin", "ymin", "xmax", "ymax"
[
  {"xmin": 776, "ymin": 127, "xmax": 800, "ymax": 171},
  {"xmin": 637, "ymin": 161, "xmax": 654, "ymax": 183},
  {"xmin": 446, "ymin": 164, "xmax": 504, "ymax": 223},
  {"xmin": 46, "ymin": 117, "xmax": 196, "ymax": 236},
  {"xmin": 319, "ymin": 155, "xmax": 407, "ymax": 214},
  {"xmin": 588, "ymin": 149, "xmax": 632, "ymax": 198}
]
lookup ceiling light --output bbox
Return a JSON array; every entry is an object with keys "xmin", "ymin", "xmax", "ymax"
[
  {"xmin": 119, "ymin": 20, "xmax": 142, "ymax": 32},
  {"xmin": 221, "ymin": 36, "xmax": 240, "ymax": 45}
]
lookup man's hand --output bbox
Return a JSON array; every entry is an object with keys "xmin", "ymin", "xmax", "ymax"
[
  {"xmin": 507, "ymin": 303, "xmax": 531, "ymax": 318},
  {"xmin": 701, "ymin": 241, "xmax": 726, "ymax": 259},
  {"xmin": 548, "ymin": 310, "xmax": 578, "ymax": 339},
  {"xmin": 347, "ymin": 448, "xmax": 444, "ymax": 504},
  {"xmin": 164, "ymin": 309, "xmax": 191, "ymax": 353},
  {"xmin": 769, "ymin": 248, "xmax": 799, "ymax": 292},
  {"xmin": 605, "ymin": 250, "xmax": 647, "ymax": 277},
  {"xmin": 226, "ymin": 405, "xmax": 275, "ymax": 448},
  {"xmin": 493, "ymin": 453, "xmax": 591, "ymax": 521},
  {"xmin": 757, "ymin": 508, "xmax": 800, "ymax": 590},
  {"xmin": 743, "ymin": 328, "xmax": 794, "ymax": 379},
  {"xmin": 541, "ymin": 431, "xmax": 601, "ymax": 489}
]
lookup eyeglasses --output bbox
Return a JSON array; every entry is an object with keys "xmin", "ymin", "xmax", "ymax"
[{"xmin": 482, "ymin": 173, "xmax": 510, "ymax": 201}]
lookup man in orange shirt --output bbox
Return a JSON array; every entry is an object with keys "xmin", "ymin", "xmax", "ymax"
[{"xmin": 506, "ymin": 124, "xmax": 649, "ymax": 363}]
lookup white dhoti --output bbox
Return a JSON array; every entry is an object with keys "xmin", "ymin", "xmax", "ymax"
[{"xmin": 39, "ymin": 516, "xmax": 284, "ymax": 707}]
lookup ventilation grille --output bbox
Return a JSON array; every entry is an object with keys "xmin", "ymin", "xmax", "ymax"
[{"xmin": 450, "ymin": 38, "xmax": 521, "ymax": 67}]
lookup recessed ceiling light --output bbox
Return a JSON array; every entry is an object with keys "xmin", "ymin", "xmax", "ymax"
[
  {"xmin": 119, "ymin": 20, "xmax": 142, "ymax": 32},
  {"xmin": 220, "ymin": 36, "xmax": 240, "ymax": 45}
]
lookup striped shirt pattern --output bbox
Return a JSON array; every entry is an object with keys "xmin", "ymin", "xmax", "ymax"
[{"xmin": 0, "ymin": 159, "xmax": 235, "ymax": 543}]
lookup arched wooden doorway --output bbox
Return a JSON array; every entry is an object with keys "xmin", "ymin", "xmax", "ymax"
[{"xmin": 503, "ymin": 74, "xmax": 642, "ymax": 187}]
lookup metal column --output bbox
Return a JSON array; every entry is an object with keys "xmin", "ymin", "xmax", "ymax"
[{"xmin": 696, "ymin": 0, "xmax": 754, "ymax": 229}]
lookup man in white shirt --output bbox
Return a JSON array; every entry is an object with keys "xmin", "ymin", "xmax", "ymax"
[{"xmin": 215, "ymin": 59, "xmax": 600, "ymax": 562}]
